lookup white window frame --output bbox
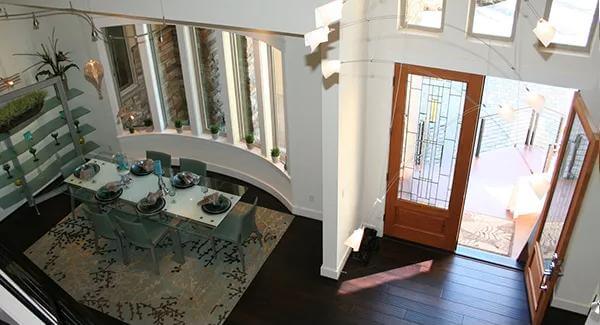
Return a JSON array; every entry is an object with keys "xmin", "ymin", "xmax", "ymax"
[
  {"xmin": 268, "ymin": 46, "xmax": 288, "ymax": 155},
  {"xmin": 398, "ymin": 0, "xmax": 447, "ymax": 32},
  {"xmin": 466, "ymin": 0, "xmax": 521, "ymax": 41},
  {"xmin": 542, "ymin": 0, "xmax": 599, "ymax": 52}
]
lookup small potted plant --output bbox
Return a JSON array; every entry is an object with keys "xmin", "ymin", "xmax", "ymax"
[
  {"xmin": 210, "ymin": 124, "xmax": 220, "ymax": 140},
  {"xmin": 143, "ymin": 118, "xmax": 153, "ymax": 132},
  {"xmin": 128, "ymin": 126, "xmax": 135, "ymax": 134},
  {"xmin": 174, "ymin": 120, "xmax": 183, "ymax": 133},
  {"xmin": 271, "ymin": 147, "xmax": 280, "ymax": 163},
  {"xmin": 245, "ymin": 133, "xmax": 255, "ymax": 150}
]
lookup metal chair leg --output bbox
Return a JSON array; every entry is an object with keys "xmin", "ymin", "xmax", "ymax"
[
  {"xmin": 150, "ymin": 247, "xmax": 160, "ymax": 275},
  {"xmin": 171, "ymin": 230, "xmax": 185, "ymax": 264},
  {"xmin": 238, "ymin": 244, "xmax": 245, "ymax": 273}
]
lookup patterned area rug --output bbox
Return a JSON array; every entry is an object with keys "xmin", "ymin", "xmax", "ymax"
[
  {"xmin": 25, "ymin": 203, "xmax": 293, "ymax": 325},
  {"xmin": 458, "ymin": 211, "xmax": 515, "ymax": 256}
]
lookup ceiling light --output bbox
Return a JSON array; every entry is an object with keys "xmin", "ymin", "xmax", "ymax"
[
  {"xmin": 533, "ymin": 18, "xmax": 556, "ymax": 47},
  {"xmin": 315, "ymin": 0, "xmax": 343, "ymax": 28},
  {"xmin": 344, "ymin": 227, "xmax": 364, "ymax": 252},
  {"xmin": 304, "ymin": 26, "xmax": 330, "ymax": 52},
  {"xmin": 322, "ymin": 59, "xmax": 341, "ymax": 78},
  {"xmin": 527, "ymin": 93, "xmax": 545, "ymax": 113},
  {"xmin": 498, "ymin": 103, "xmax": 516, "ymax": 122}
]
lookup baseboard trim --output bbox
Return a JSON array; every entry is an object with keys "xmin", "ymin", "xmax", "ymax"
[
  {"xmin": 292, "ymin": 206, "xmax": 322, "ymax": 220},
  {"xmin": 320, "ymin": 246, "xmax": 352, "ymax": 280},
  {"xmin": 551, "ymin": 297, "xmax": 590, "ymax": 315}
]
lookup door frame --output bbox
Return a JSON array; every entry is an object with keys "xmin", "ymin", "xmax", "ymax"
[
  {"xmin": 525, "ymin": 92, "xmax": 599, "ymax": 324},
  {"xmin": 384, "ymin": 63, "xmax": 485, "ymax": 251}
]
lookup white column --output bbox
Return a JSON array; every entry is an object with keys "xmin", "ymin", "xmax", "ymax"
[
  {"xmin": 176, "ymin": 25, "xmax": 202, "ymax": 136},
  {"xmin": 255, "ymin": 41, "xmax": 274, "ymax": 156},
  {"xmin": 220, "ymin": 31, "xmax": 240, "ymax": 144},
  {"xmin": 135, "ymin": 24, "xmax": 166, "ymax": 132}
]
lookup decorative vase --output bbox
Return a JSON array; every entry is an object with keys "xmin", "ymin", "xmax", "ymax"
[
  {"xmin": 176, "ymin": 127, "xmax": 183, "ymax": 134},
  {"xmin": 246, "ymin": 143, "xmax": 254, "ymax": 150},
  {"xmin": 271, "ymin": 156, "xmax": 279, "ymax": 164},
  {"xmin": 211, "ymin": 133, "xmax": 219, "ymax": 140}
]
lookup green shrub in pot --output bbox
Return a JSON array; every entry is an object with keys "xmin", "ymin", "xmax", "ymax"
[
  {"xmin": 0, "ymin": 90, "xmax": 47, "ymax": 133},
  {"xmin": 245, "ymin": 133, "xmax": 255, "ymax": 149},
  {"xmin": 210, "ymin": 124, "xmax": 220, "ymax": 140}
]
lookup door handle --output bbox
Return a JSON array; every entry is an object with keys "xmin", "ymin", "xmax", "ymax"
[{"xmin": 540, "ymin": 258, "xmax": 564, "ymax": 291}]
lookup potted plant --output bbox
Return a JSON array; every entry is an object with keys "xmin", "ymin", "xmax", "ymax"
[
  {"xmin": 16, "ymin": 29, "xmax": 79, "ymax": 90},
  {"xmin": 0, "ymin": 90, "xmax": 47, "ymax": 133},
  {"xmin": 174, "ymin": 120, "xmax": 183, "ymax": 133},
  {"xmin": 128, "ymin": 126, "xmax": 135, "ymax": 134},
  {"xmin": 271, "ymin": 147, "xmax": 280, "ymax": 163},
  {"xmin": 209, "ymin": 124, "xmax": 220, "ymax": 140},
  {"xmin": 143, "ymin": 118, "xmax": 153, "ymax": 132},
  {"xmin": 245, "ymin": 133, "xmax": 255, "ymax": 150}
]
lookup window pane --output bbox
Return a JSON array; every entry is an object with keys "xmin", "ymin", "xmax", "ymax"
[
  {"xmin": 105, "ymin": 26, "xmax": 134, "ymax": 90},
  {"xmin": 471, "ymin": 0, "xmax": 518, "ymax": 38},
  {"xmin": 150, "ymin": 24, "xmax": 189, "ymax": 127},
  {"xmin": 404, "ymin": 0, "xmax": 445, "ymax": 29},
  {"xmin": 271, "ymin": 47, "xmax": 287, "ymax": 152},
  {"xmin": 194, "ymin": 28, "xmax": 226, "ymax": 133},
  {"xmin": 105, "ymin": 25, "xmax": 152, "ymax": 129},
  {"xmin": 232, "ymin": 33, "xmax": 260, "ymax": 143},
  {"xmin": 548, "ymin": 0, "xmax": 598, "ymax": 47}
]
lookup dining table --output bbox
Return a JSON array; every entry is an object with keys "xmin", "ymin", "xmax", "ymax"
[{"xmin": 64, "ymin": 158, "xmax": 248, "ymax": 237}]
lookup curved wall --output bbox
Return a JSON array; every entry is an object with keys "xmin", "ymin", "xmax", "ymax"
[{"xmin": 118, "ymin": 132, "xmax": 293, "ymax": 210}]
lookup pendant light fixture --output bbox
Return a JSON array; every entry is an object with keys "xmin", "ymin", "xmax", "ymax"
[
  {"xmin": 84, "ymin": 59, "xmax": 104, "ymax": 99},
  {"xmin": 533, "ymin": 18, "xmax": 556, "ymax": 47},
  {"xmin": 527, "ymin": 92, "xmax": 545, "ymax": 113},
  {"xmin": 498, "ymin": 103, "xmax": 516, "ymax": 122}
]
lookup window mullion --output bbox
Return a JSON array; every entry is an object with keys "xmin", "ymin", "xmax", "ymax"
[
  {"xmin": 176, "ymin": 25, "xmax": 202, "ymax": 136},
  {"xmin": 136, "ymin": 24, "xmax": 166, "ymax": 132},
  {"xmin": 220, "ymin": 31, "xmax": 240, "ymax": 144},
  {"xmin": 255, "ymin": 41, "xmax": 272, "ymax": 157}
]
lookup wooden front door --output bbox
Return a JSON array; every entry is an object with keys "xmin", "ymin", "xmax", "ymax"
[
  {"xmin": 525, "ymin": 92, "xmax": 599, "ymax": 325},
  {"xmin": 384, "ymin": 64, "xmax": 484, "ymax": 251}
]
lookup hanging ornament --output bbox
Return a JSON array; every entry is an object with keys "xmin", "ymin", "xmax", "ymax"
[{"xmin": 84, "ymin": 59, "xmax": 104, "ymax": 100}]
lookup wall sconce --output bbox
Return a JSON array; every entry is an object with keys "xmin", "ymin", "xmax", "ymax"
[
  {"xmin": 533, "ymin": 18, "xmax": 556, "ymax": 47},
  {"xmin": 315, "ymin": 0, "xmax": 343, "ymax": 28},
  {"xmin": 322, "ymin": 59, "xmax": 341, "ymax": 78},
  {"xmin": 304, "ymin": 26, "xmax": 331, "ymax": 52}
]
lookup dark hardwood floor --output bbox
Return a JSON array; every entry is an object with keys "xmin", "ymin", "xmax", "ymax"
[{"xmin": 0, "ymin": 172, "xmax": 587, "ymax": 325}]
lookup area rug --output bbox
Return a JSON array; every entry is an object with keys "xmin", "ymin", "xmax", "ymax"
[
  {"xmin": 25, "ymin": 203, "xmax": 294, "ymax": 325},
  {"xmin": 458, "ymin": 211, "xmax": 515, "ymax": 256}
]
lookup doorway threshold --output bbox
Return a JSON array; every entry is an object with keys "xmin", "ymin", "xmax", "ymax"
[{"xmin": 456, "ymin": 245, "xmax": 524, "ymax": 271}]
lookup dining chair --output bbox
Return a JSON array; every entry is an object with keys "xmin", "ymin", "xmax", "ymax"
[
  {"xmin": 113, "ymin": 211, "xmax": 184, "ymax": 275},
  {"xmin": 179, "ymin": 158, "xmax": 207, "ymax": 177},
  {"xmin": 211, "ymin": 197, "xmax": 262, "ymax": 272},
  {"xmin": 146, "ymin": 150, "xmax": 172, "ymax": 177},
  {"xmin": 79, "ymin": 204, "xmax": 130, "ymax": 264}
]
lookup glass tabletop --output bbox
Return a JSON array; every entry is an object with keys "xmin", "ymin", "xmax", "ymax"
[{"xmin": 65, "ymin": 158, "xmax": 248, "ymax": 235}]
